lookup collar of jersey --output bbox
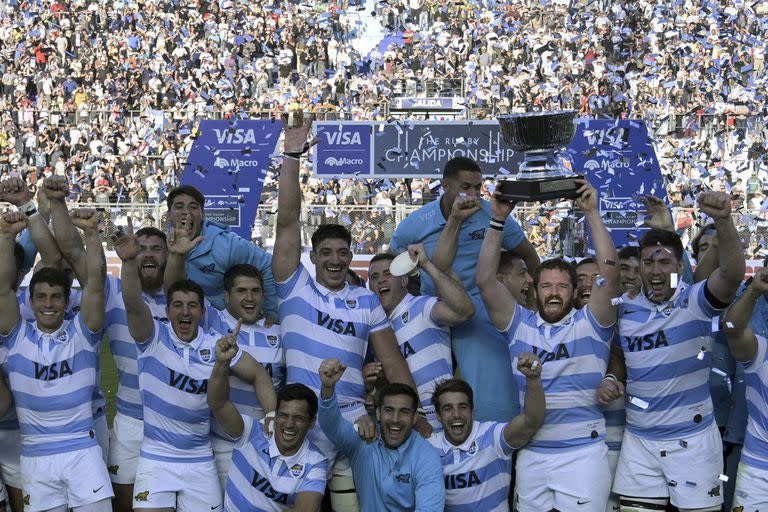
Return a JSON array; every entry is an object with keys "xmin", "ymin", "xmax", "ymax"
[
  {"xmin": 535, "ymin": 306, "xmax": 577, "ymax": 328},
  {"xmin": 388, "ymin": 293, "xmax": 414, "ymax": 321},
  {"xmin": 268, "ymin": 428, "xmax": 309, "ymax": 464},
  {"xmin": 32, "ymin": 318, "xmax": 71, "ymax": 342},
  {"xmin": 169, "ymin": 324, "xmax": 205, "ymax": 350},
  {"xmin": 376, "ymin": 428, "xmax": 417, "ymax": 454},
  {"xmin": 314, "ymin": 279, "xmax": 351, "ymax": 299},
  {"xmin": 637, "ymin": 282, "xmax": 688, "ymax": 312},
  {"xmin": 439, "ymin": 419, "xmax": 480, "ymax": 453},
  {"xmin": 220, "ymin": 307, "xmax": 265, "ymax": 333}
]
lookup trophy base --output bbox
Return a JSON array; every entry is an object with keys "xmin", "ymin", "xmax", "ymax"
[{"xmin": 497, "ymin": 175, "xmax": 584, "ymax": 202}]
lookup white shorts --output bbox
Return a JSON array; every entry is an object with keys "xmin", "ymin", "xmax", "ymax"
[
  {"xmin": 0, "ymin": 429, "xmax": 21, "ymax": 489},
  {"xmin": 212, "ymin": 436, "xmax": 234, "ymax": 491},
  {"xmin": 94, "ymin": 413, "xmax": 109, "ymax": 465},
  {"xmin": 607, "ymin": 449, "xmax": 621, "ymax": 512},
  {"xmin": 515, "ymin": 441, "xmax": 610, "ymax": 512},
  {"xmin": 313, "ymin": 403, "xmax": 368, "ymax": 479},
  {"xmin": 733, "ymin": 462, "xmax": 768, "ymax": 509},
  {"xmin": 107, "ymin": 412, "xmax": 143, "ymax": 485},
  {"xmin": 612, "ymin": 423, "xmax": 724, "ymax": 509},
  {"xmin": 20, "ymin": 445, "xmax": 113, "ymax": 512},
  {"xmin": 133, "ymin": 457, "xmax": 222, "ymax": 511}
]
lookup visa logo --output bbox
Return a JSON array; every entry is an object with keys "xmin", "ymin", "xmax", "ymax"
[
  {"xmin": 213, "ymin": 129, "xmax": 257, "ymax": 144},
  {"xmin": 324, "ymin": 131, "xmax": 362, "ymax": 145}
]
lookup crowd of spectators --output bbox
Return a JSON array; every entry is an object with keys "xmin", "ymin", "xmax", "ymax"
[{"xmin": 1, "ymin": 0, "xmax": 767, "ymax": 257}]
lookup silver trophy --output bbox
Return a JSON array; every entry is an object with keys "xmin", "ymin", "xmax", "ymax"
[{"xmin": 496, "ymin": 110, "xmax": 582, "ymax": 202}]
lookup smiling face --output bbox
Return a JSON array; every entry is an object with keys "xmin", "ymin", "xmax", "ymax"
[
  {"xmin": 31, "ymin": 283, "xmax": 68, "ymax": 333},
  {"xmin": 376, "ymin": 394, "xmax": 417, "ymax": 449},
  {"xmin": 274, "ymin": 399, "xmax": 315, "ymax": 457},
  {"xmin": 619, "ymin": 256, "xmax": 640, "ymax": 293},
  {"xmin": 137, "ymin": 234, "xmax": 168, "ymax": 293},
  {"xmin": 437, "ymin": 391, "xmax": 474, "ymax": 446},
  {"xmin": 166, "ymin": 290, "xmax": 204, "ymax": 342},
  {"xmin": 223, "ymin": 275, "xmax": 264, "ymax": 325},
  {"xmin": 310, "ymin": 238, "xmax": 353, "ymax": 291},
  {"xmin": 640, "ymin": 245, "xmax": 683, "ymax": 303},
  {"xmin": 368, "ymin": 258, "xmax": 408, "ymax": 314},
  {"xmin": 498, "ymin": 257, "xmax": 531, "ymax": 306},
  {"xmin": 168, "ymin": 192, "xmax": 204, "ymax": 238},
  {"xmin": 576, "ymin": 262, "xmax": 599, "ymax": 308},
  {"xmin": 535, "ymin": 269, "xmax": 576, "ymax": 323}
]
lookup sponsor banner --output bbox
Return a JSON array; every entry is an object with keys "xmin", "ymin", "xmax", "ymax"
[
  {"xmin": 570, "ymin": 119, "xmax": 666, "ymax": 247},
  {"xmin": 390, "ymin": 97, "xmax": 462, "ymax": 110},
  {"xmin": 180, "ymin": 120, "xmax": 282, "ymax": 239},
  {"xmin": 314, "ymin": 123, "xmax": 372, "ymax": 176}
]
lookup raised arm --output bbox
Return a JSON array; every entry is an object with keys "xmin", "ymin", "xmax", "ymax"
[
  {"xmin": 115, "ymin": 218, "xmax": 154, "ymax": 342},
  {"xmin": 504, "ymin": 352, "xmax": 545, "ymax": 448},
  {"xmin": 693, "ymin": 230, "xmax": 718, "ymax": 283},
  {"xmin": 273, "ymin": 114, "xmax": 313, "ymax": 282},
  {"xmin": 370, "ymin": 328, "xmax": 418, "ymax": 391},
  {"xmin": 0, "ymin": 212, "xmax": 24, "ymax": 336},
  {"xmin": 407, "ymin": 243, "xmax": 474, "ymax": 326},
  {"xmin": 44, "ymin": 176, "xmax": 89, "ymax": 284},
  {"xmin": 208, "ymin": 328, "xmax": 246, "ymax": 439},
  {"xmin": 477, "ymin": 193, "xmax": 518, "ymax": 330},
  {"xmin": 70, "ymin": 209, "xmax": 106, "ymax": 333},
  {"xmin": 231, "ymin": 352, "xmax": 277, "ymax": 418},
  {"xmin": 698, "ymin": 192, "xmax": 745, "ymax": 304},
  {"xmin": 318, "ymin": 359, "xmax": 363, "ymax": 456},
  {"xmin": 722, "ymin": 268, "xmax": 768, "ymax": 362},
  {"xmin": 431, "ymin": 195, "xmax": 481, "ymax": 273},
  {"xmin": 576, "ymin": 179, "xmax": 619, "ymax": 327}
]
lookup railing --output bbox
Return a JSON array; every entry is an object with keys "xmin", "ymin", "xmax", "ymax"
[{"xmin": 4, "ymin": 202, "xmax": 766, "ymax": 262}]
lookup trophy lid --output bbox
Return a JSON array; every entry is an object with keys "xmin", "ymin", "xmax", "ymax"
[{"xmin": 497, "ymin": 110, "xmax": 578, "ymax": 151}]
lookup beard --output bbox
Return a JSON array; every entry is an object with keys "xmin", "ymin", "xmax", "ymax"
[
  {"xmin": 139, "ymin": 269, "xmax": 164, "ymax": 293},
  {"xmin": 537, "ymin": 295, "xmax": 574, "ymax": 324}
]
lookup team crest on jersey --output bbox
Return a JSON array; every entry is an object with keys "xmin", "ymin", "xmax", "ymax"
[
  {"xmin": 108, "ymin": 465, "xmax": 119, "ymax": 475},
  {"xmin": 661, "ymin": 304, "xmax": 673, "ymax": 316},
  {"xmin": 401, "ymin": 311, "xmax": 410, "ymax": 323},
  {"xmin": 345, "ymin": 299, "xmax": 358, "ymax": 310},
  {"xmin": 267, "ymin": 334, "xmax": 278, "ymax": 347},
  {"xmin": 467, "ymin": 440, "xmax": 478, "ymax": 455},
  {"xmin": 24, "ymin": 495, "xmax": 30, "ymax": 505},
  {"xmin": 199, "ymin": 348, "xmax": 212, "ymax": 362},
  {"xmin": 55, "ymin": 330, "xmax": 69, "ymax": 343},
  {"xmin": 289, "ymin": 463, "xmax": 304, "ymax": 477}
]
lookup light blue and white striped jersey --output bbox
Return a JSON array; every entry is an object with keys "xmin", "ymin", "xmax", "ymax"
[
  {"xmin": 1, "ymin": 315, "xmax": 102, "ymax": 457},
  {"xmin": 428, "ymin": 420, "xmax": 514, "ymax": 512},
  {"xmin": 224, "ymin": 414, "xmax": 327, "ymax": 512},
  {"xmin": 104, "ymin": 276, "xmax": 167, "ymax": 420},
  {"xmin": 389, "ymin": 293, "xmax": 452, "ymax": 430},
  {"xmin": 277, "ymin": 265, "xmax": 389, "ymax": 406},
  {"xmin": 616, "ymin": 281, "xmax": 722, "ymax": 439},
  {"xmin": 207, "ymin": 308, "xmax": 284, "ymax": 419},
  {"xmin": 738, "ymin": 334, "xmax": 768, "ymax": 470},
  {"xmin": 504, "ymin": 303, "xmax": 613, "ymax": 453},
  {"xmin": 137, "ymin": 320, "xmax": 221, "ymax": 463}
]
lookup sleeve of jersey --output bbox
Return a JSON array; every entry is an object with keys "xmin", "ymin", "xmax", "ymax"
[
  {"xmin": 501, "ymin": 303, "xmax": 523, "ymax": 336},
  {"xmin": 317, "ymin": 393, "xmax": 362, "ymax": 458},
  {"xmin": 694, "ymin": 281, "xmax": 727, "ymax": 318},
  {"xmin": 424, "ymin": 296, "xmax": 441, "ymax": 328},
  {"xmin": 16, "ymin": 229, "xmax": 37, "ymax": 277},
  {"xmin": 0, "ymin": 321, "xmax": 23, "ymax": 350},
  {"xmin": 389, "ymin": 217, "xmax": 414, "ymax": 254},
  {"xmin": 135, "ymin": 320, "xmax": 161, "ymax": 353},
  {"xmin": 368, "ymin": 298, "xmax": 389, "ymax": 333},
  {"xmin": 229, "ymin": 236, "xmax": 277, "ymax": 317},
  {"xmin": 742, "ymin": 335, "xmax": 768, "ymax": 373},
  {"xmin": 298, "ymin": 459, "xmax": 328, "ymax": 495},
  {"xmin": 493, "ymin": 422, "xmax": 515, "ymax": 458},
  {"xmin": 583, "ymin": 305, "xmax": 616, "ymax": 342},
  {"xmin": 276, "ymin": 264, "xmax": 311, "ymax": 304},
  {"xmin": 501, "ymin": 216, "xmax": 525, "ymax": 251},
  {"xmin": 75, "ymin": 312, "xmax": 104, "ymax": 346},
  {"xmin": 233, "ymin": 414, "xmax": 256, "ymax": 447}
]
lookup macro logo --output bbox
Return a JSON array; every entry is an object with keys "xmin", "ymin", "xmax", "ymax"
[
  {"xmin": 214, "ymin": 157, "xmax": 229, "ymax": 168},
  {"xmin": 324, "ymin": 157, "xmax": 364, "ymax": 167},
  {"xmin": 584, "ymin": 160, "xmax": 601, "ymax": 171}
]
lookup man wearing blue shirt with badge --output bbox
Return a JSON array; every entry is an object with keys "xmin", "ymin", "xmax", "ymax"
[
  {"xmin": 318, "ymin": 358, "xmax": 444, "ymax": 511},
  {"xmin": 390, "ymin": 157, "xmax": 539, "ymax": 422}
]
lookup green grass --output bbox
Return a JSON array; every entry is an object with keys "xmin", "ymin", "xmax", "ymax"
[{"xmin": 100, "ymin": 338, "xmax": 119, "ymax": 428}]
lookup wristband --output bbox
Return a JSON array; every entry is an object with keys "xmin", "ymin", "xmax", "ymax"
[
  {"xmin": 417, "ymin": 407, "xmax": 427, "ymax": 418},
  {"xmin": 18, "ymin": 200, "xmax": 37, "ymax": 216},
  {"xmin": 602, "ymin": 373, "xmax": 618, "ymax": 383},
  {"xmin": 489, "ymin": 217, "xmax": 505, "ymax": 231},
  {"xmin": 282, "ymin": 154, "xmax": 301, "ymax": 161},
  {"xmin": 228, "ymin": 347, "xmax": 244, "ymax": 368},
  {"xmin": 264, "ymin": 411, "xmax": 276, "ymax": 420},
  {"xmin": 284, "ymin": 141, "xmax": 311, "ymax": 159}
]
